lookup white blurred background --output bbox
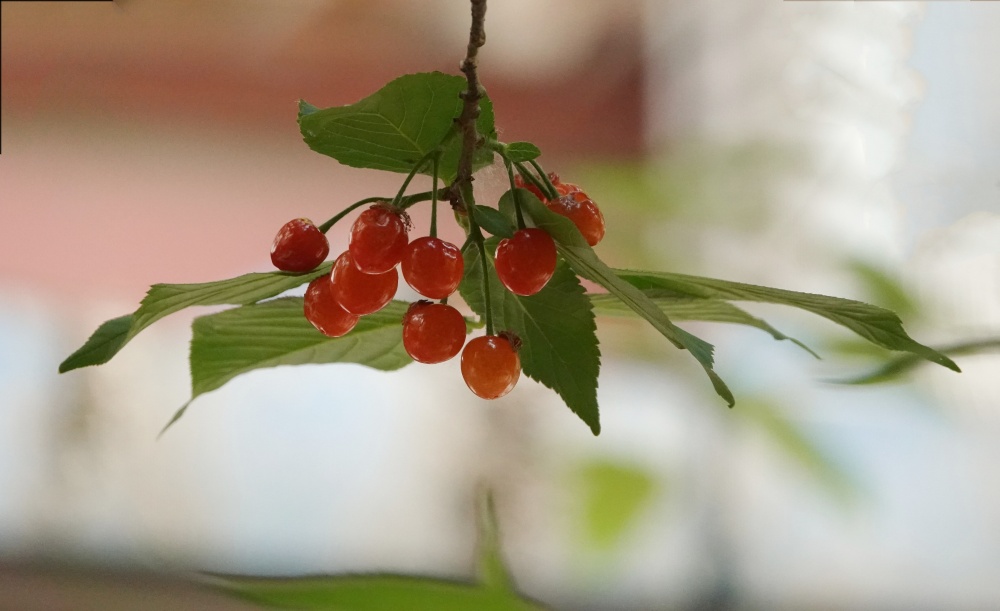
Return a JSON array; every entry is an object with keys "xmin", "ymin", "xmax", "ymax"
[{"xmin": 1, "ymin": 1, "xmax": 999, "ymax": 609}]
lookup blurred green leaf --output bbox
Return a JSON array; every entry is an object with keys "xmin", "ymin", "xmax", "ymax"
[
  {"xmin": 298, "ymin": 72, "xmax": 495, "ymax": 182},
  {"xmin": 473, "ymin": 205, "xmax": 515, "ymax": 238},
  {"xmin": 735, "ymin": 399, "xmax": 858, "ymax": 503},
  {"xmin": 615, "ymin": 270, "xmax": 959, "ymax": 373},
  {"xmin": 477, "ymin": 491, "xmax": 512, "ymax": 592},
  {"xmin": 518, "ymin": 192, "xmax": 734, "ymax": 408},
  {"xmin": 461, "ymin": 239, "xmax": 601, "ymax": 434},
  {"xmin": 212, "ymin": 574, "xmax": 546, "ymax": 611},
  {"xmin": 59, "ymin": 266, "xmax": 330, "ymax": 373},
  {"xmin": 502, "ymin": 142, "xmax": 541, "ymax": 163},
  {"xmin": 847, "ymin": 259, "xmax": 919, "ymax": 321},
  {"xmin": 590, "ymin": 293, "xmax": 818, "ymax": 358},
  {"xmin": 571, "ymin": 459, "xmax": 658, "ymax": 553},
  {"xmin": 832, "ymin": 337, "xmax": 1000, "ymax": 385}
]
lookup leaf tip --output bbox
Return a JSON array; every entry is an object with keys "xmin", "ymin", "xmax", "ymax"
[{"xmin": 158, "ymin": 401, "xmax": 191, "ymax": 439}]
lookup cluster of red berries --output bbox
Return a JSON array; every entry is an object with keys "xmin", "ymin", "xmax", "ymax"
[
  {"xmin": 269, "ymin": 203, "xmax": 522, "ymax": 399},
  {"xmin": 513, "ymin": 172, "xmax": 605, "ymax": 247}
]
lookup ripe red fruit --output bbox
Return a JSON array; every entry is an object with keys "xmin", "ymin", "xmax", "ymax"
[
  {"xmin": 270, "ymin": 218, "xmax": 329, "ymax": 272},
  {"xmin": 547, "ymin": 192, "xmax": 605, "ymax": 247},
  {"xmin": 513, "ymin": 174, "xmax": 548, "ymax": 202},
  {"xmin": 401, "ymin": 236, "xmax": 464, "ymax": 299},
  {"xmin": 402, "ymin": 301, "xmax": 466, "ymax": 364},
  {"xmin": 331, "ymin": 251, "xmax": 398, "ymax": 315},
  {"xmin": 461, "ymin": 334, "xmax": 521, "ymax": 399},
  {"xmin": 494, "ymin": 228, "xmax": 557, "ymax": 296},
  {"xmin": 303, "ymin": 275, "xmax": 359, "ymax": 337},
  {"xmin": 349, "ymin": 204, "xmax": 410, "ymax": 274}
]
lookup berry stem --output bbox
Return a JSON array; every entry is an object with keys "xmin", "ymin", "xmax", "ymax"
[
  {"xmin": 514, "ymin": 162, "xmax": 555, "ymax": 201},
  {"xmin": 391, "ymin": 149, "xmax": 440, "ymax": 208},
  {"xmin": 503, "ymin": 158, "xmax": 526, "ymax": 229},
  {"xmin": 461, "ymin": 182, "xmax": 494, "ymax": 336},
  {"xmin": 529, "ymin": 159, "xmax": 560, "ymax": 200},
  {"xmin": 430, "ymin": 154, "xmax": 440, "ymax": 238},
  {"xmin": 318, "ymin": 192, "xmax": 434, "ymax": 233}
]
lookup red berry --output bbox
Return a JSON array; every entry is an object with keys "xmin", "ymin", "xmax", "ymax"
[
  {"xmin": 401, "ymin": 236, "xmax": 464, "ymax": 299},
  {"xmin": 331, "ymin": 251, "xmax": 398, "ymax": 315},
  {"xmin": 513, "ymin": 174, "xmax": 547, "ymax": 202},
  {"xmin": 270, "ymin": 218, "xmax": 329, "ymax": 272},
  {"xmin": 461, "ymin": 334, "xmax": 521, "ymax": 399},
  {"xmin": 349, "ymin": 204, "xmax": 410, "ymax": 274},
  {"xmin": 494, "ymin": 228, "xmax": 557, "ymax": 296},
  {"xmin": 304, "ymin": 275, "xmax": 358, "ymax": 337},
  {"xmin": 402, "ymin": 301, "xmax": 466, "ymax": 364},
  {"xmin": 547, "ymin": 193, "xmax": 605, "ymax": 247}
]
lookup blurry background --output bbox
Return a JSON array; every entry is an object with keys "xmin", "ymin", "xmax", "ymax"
[{"xmin": 2, "ymin": 1, "xmax": 999, "ymax": 609}]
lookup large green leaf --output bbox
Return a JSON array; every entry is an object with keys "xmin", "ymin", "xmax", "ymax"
[
  {"xmin": 211, "ymin": 574, "xmax": 546, "ymax": 611},
  {"xmin": 614, "ymin": 269, "xmax": 959, "ymax": 372},
  {"xmin": 589, "ymin": 293, "xmax": 818, "ymax": 357},
  {"xmin": 461, "ymin": 239, "xmax": 602, "ymax": 435},
  {"xmin": 298, "ymin": 72, "xmax": 495, "ymax": 181},
  {"xmin": 516, "ymin": 192, "xmax": 734, "ymax": 407},
  {"xmin": 59, "ymin": 266, "xmax": 330, "ymax": 373},
  {"xmin": 162, "ymin": 298, "xmax": 412, "ymax": 433}
]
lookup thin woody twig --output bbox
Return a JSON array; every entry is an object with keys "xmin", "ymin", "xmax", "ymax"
[{"xmin": 454, "ymin": 0, "xmax": 487, "ymax": 207}]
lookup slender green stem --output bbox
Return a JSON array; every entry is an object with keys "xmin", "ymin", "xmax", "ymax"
[
  {"xmin": 317, "ymin": 197, "xmax": 384, "ymax": 233},
  {"xmin": 430, "ymin": 155, "xmax": 440, "ymax": 238},
  {"xmin": 529, "ymin": 159, "xmax": 559, "ymax": 200},
  {"xmin": 391, "ymin": 149, "xmax": 439, "ymax": 208},
  {"xmin": 514, "ymin": 161, "xmax": 554, "ymax": 200},
  {"xmin": 504, "ymin": 159, "xmax": 526, "ymax": 229},
  {"xmin": 398, "ymin": 190, "xmax": 434, "ymax": 210},
  {"xmin": 461, "ymin": 182, "xmax": 493, "ymax": 335}
]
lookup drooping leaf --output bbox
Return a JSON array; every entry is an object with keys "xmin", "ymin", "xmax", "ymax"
[
  {"xmin": 502, "ymin": 142, "xmax": 541, "ymax": 163},
  {"xmin": 516, "ymin": 192, "xmax": 734, "ymax": 407},
  {"xmin": 832, "ymin": 336, "xmax": 1000, "ymax": 385},
  {"xmin": 211, "ymin": 574, "xmax": 546, "ymax": 611},
  {"xmin": 476, "ymin": 490, "xmax": 512, "ymax": 593},
  {"xmin": 189, "ymin": 298, "xmax": 411, "ymax": 402},
  {"xmin": 614, "ymin": 269, "xmax": 959, "ymax": 372},
  {"xmin": 298, "ymin": 72, "xmax": 495, "ymax": 182},
  {"xmin": 589, "ymin": 293, "xmax": 818, "ymax": 357},
  {"xmin": 461, "ymin": 238, "xmax": 602, "ymax": 434},
  {"xmin": 59, "ymin": 266, "xmax": 330, "ymax": 373}
]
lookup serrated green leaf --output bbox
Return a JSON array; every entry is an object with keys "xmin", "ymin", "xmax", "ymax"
[
  {"xmin": 614, "ymin": 269, "xmax": 959, "ymax": 372},
  {"xmin": 502, "ymin": 142, "xmax": 541, "ymax": 163},
  {"xmin": 460, "ymin": 238, "xmax": 602, "ymax": 434},
  {"xmin": 473, "ymin": 205, "xmax": 515, "ymax": 238},
  {"xmin": 298, "ymin": 72, "xmax": 495, "ymax": 182},
  {"xmin": 59, "ymin": 267, "xmax": 331, "ymax": 373},
  {"xmin": 210, "ymin": 574, "xmax": 547, "ymax": 611},
  {"xmin": 189, "ymin": 298, "xmax": 411, "ymax": 401},
  {"xmin": 517, "ymin": 194, "xmax": 734, "ymax": 407},
  {"xmin": 589, "ymin": 293, "xmax": 818, "ymax": 358}
]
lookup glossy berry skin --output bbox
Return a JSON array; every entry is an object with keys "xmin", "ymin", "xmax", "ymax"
[
  {"xmin": 494, "ymin": 228, "xmax": 557, "ymax": 296},
  {"xmin": 402, "ymin": 302, "xmax": 466, "ymax": 364},
  {"xmin": 401, "ymin": 236, "xmax": 464, "ymax": 299},
  {"xmin": 270, "ymin": 218, "xmax": 329, "ymax": 272},
  {"xmin": 547, "ymin": 192, "xmax": 605, "ymax": 247},
  {"xmin": 331, "ymin": 251, "xmax": 398, "ymax": 315},
  {"xmin": 461, "ymin": 335, "xmax": 521, "ymax": 400},
  {"xmin": 303, "ymin": 275, "xmax": 359, "ymax": 337},
  {"xmin": 349, "ymin": 204, "xmax": 409, "ymax": 274}
]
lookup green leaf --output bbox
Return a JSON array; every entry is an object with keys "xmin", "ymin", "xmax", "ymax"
[
  {"xmin": 735, "ymin": 399, "xmax": 858, "ymax": 503},
  {"xmin": 59, "ymin": 267, "xmax": 330, "ymax": 373},
  {"xmin": 476, "ymin": 490, "xmax": 512, "ymax": 592},
  {"xmin": 189, "ymin": 297, "xmax": 411, "ymax": 401},
  {"xmin": 460, "ymin": 238, "xmax": 602, "ymax": 435},
  {"xmin": 571, "ymin": 459, "xmax": 658, "ymax": 553},
  {"xmin": 473, "ymin": 205, "xmax": 515, "ymax": 238},
  {"xmin": 298, "ymin": 72, "xmax": 495, "ymax": 182},
  {"xmin": 211, "ymin": 574, "xmax": 547, "ymax": 611},
  {"xmin": 614, "ymin": 269, "xmax": 960, "ymax": 372},
  {"xmin": 590, "ymin": 293, "xmax": 818, "ymax": 358},
  {"xmin": 517, "ymin": 193, "xmax": 734, "ymax": 407},
  {"xmin": 502, "ymin": 142, "xmax": 541, "ymax": 163},
  {"xmin": 832, "ymin": 336, "xmax": 1000, "ymax": 385}
]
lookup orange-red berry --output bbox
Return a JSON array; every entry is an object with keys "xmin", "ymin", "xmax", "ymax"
[
  {"xmin": 271, "ymin": 218, "xmax": 329, "ymax": 272},
  {"xmin": 331, "ymin": 251, "xmax": 398, "ymax": 315},
  {"xmin": 349, "ymin": 204, "xmax": 409, "ymax": 274},
  {"xmin": 461, "ymin": 334, "xmax": 521, "ymax": 399},
  {"xmin": 494, "ymin": 228, "xmax": 557, "ymax": 296},
  {"xmin": 402, "ymin": 301, "xmax": 466, "ymax": 364},
  {"xmin": 303, "ymin": 275, "xmax": 358, "ymax": 337}
]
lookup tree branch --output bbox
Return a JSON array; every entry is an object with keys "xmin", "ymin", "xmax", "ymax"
[{"xmin": 453, "ymin": 0, "xmax": 487, "ymax": 210}]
